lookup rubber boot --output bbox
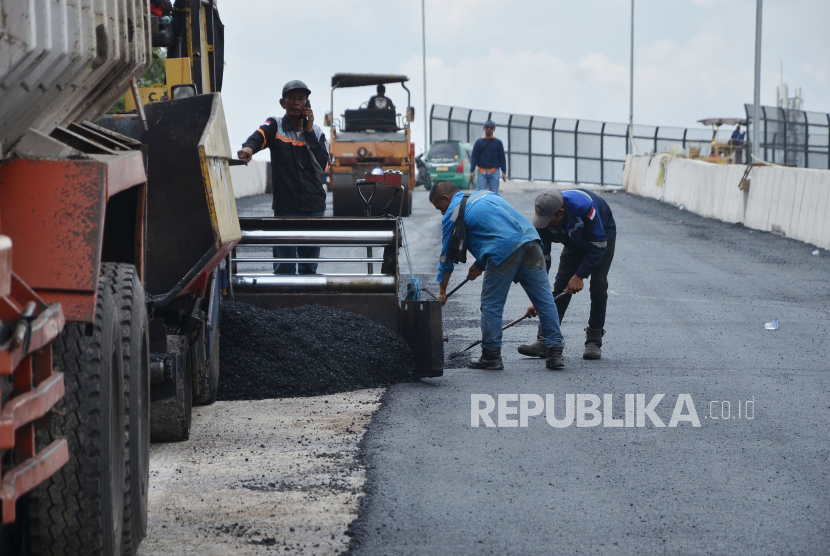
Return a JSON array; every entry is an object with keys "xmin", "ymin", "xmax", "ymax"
[
  {"xmin": 545, "ymin": 346, "xmax": 565, "ymax": 370},
  {"xmin": 517, "ymin": 330, "xmax": 547, "ymax": 358},
  {"xmin": 583, "ymin": 327, "xmax": 604, "ymax": 360},
  {"xmin": 468, "ymin": 348, "xmax": 504, "ymax": 370}
]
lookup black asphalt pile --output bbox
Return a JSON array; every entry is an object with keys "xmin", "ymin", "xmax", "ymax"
[{"xmin": 218, "ymin": 302, "xmax": 416, "ymax": 400}]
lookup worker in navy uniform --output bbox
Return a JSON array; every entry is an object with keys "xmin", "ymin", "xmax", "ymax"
[
  {"xmin": 367, "ymin": 84, "xmax": 396, "ymax": 111},
  {"xmin": 519, "ymin": 189, "xmax": 617, "ymax": 360},
  {"xmin": 238, "ymin": 80, "xmax": 329, "ymax": 274}
]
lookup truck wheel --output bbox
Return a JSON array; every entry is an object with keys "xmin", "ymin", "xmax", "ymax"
[
  {"xmin": 101, "ymin": 263, "xmax": 150, "ymax": 555},
  {"xmin": 24, "ymin": 275, "xmax": 126, "ymax": 556},
  {"xmin": 149, "ymin": 336, "xmax": 192, "ymax": 442}
]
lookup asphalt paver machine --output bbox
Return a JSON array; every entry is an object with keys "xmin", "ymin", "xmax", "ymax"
[{"xmin": 230, "ymin": 168, "xmax": 444, "ymax": 378}]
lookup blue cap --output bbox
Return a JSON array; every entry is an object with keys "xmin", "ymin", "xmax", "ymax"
[{"xmin": 484, "ymin": 120, "xmax": 496, "ymax": 128}]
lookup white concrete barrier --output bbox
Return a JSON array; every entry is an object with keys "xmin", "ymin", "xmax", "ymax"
[
  {"xmin": 623, "ymin": 154, "xmax": 830, "ymax": 249},
  {"xmin": 230, "ymin": 160, "xmax": 268, "ymax": 198}
]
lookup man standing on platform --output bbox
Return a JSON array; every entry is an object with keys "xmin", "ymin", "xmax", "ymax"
[{"xmin": 237, "ymin": 80, "xmax": 329, "ymax": 274}]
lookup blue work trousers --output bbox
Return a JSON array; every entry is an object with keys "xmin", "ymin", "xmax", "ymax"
[
  {"xmin": 480, "ymin": 241, "xmax": 563, "ymax": 351},
  {"xmin": 476, "ymin": 169, "xmax": 501, "ymax": 194},
  {"xmin": 272, "ymin": 210, "xmax": 325, "ymax": 274}
]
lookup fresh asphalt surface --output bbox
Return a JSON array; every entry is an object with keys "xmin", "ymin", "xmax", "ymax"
[{"xmin": 239, "ymin": 189, "xmax": 830, "ymax": 554}]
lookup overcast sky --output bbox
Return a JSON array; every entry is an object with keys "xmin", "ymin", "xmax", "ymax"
[{"xmin": 219, "ymin": 0, "xmax": 830, "ymax": 157}]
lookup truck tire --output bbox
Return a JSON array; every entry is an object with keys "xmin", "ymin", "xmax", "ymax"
[
  {"xmin": 149, "ymin": 336, "xmax": 192, "ymax": 442},
  {"xmin": 24, "ymin": 275, "xmax": 126, "ymax": 556},
  {"xmin": 101, "ymin": 263, "xmax": 150, "ymax": 555}
]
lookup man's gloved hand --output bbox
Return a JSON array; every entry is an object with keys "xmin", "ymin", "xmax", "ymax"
[
  {"xmin": 525, "ymin": 304, "xmax": 538, "ymax": 318},
  {"xmin": 501, "ymin": 171, "xmax": 507, "ymax": 182}
]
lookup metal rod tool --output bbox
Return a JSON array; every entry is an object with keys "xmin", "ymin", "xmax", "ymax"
[{"xmin": 453, "ymin": 291, "xmax": 572, "ymax": 355}]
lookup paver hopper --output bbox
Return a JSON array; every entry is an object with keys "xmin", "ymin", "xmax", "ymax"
[{"xmin": 230, "ymin": 202, "xmax": 443, "ymax": 378}]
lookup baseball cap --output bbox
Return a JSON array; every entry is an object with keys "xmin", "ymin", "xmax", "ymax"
[
  {"xmin": 483, "ymin": 120, "xmax": 496, "ymax": 128},
  {"xmin": 282, "ymin": 80, "xmax": 311, "ymax": 98},
  {"xmin": 531, "ymin": 190, "xmax": 564, "ymax": 228}
]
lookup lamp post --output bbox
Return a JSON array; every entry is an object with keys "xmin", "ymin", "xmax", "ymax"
[
  {"xmin": 629, "ymin": 0, "xmax": 634, "ymax": 151},
  {"xmin": 751, "ymin": 0, "xmax": 763, "ymax": 161},
  {"xmin": 422, "ymin": 0, "xmax": 428, "ymax": 153}
]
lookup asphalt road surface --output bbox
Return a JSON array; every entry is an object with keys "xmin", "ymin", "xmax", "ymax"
[{"xmin": 341, "ymin": 187, "xmax": 830, "ymax": 555}]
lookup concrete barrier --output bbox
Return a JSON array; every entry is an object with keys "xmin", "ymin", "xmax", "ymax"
[
  {"xmin": 230, "ymin": 160, "xmax": 268, "ymax": 198},
  {"xmin": 623, "ymin": 154, "xmax": 830, "ymax": 249}
]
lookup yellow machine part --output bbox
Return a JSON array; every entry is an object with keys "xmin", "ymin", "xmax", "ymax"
[
  {"xmin": 198, "ymin": 96, "xmax": 241, "ymax": 247},
  {"xmin": 124, "ymin": 58, "xmax": 194, "ymax": 111}
]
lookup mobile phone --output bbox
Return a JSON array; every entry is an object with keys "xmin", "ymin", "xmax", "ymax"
[{"xmin": 303, "ymin": 100, "xmax": 310, "ymax": 128}]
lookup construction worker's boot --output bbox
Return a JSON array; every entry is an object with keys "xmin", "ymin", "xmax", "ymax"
[
  {"xmin": 517, "ymin": 331, "xmax": 547, "ymax": 358},
  {"xmin": 469, "ymin": 348, "xmax": 504, "ymax": 370},
  {"xmin": 545, "ymin": 346, "xmax": 565, "ymax": 370},
  {"xmin": 583, "ymin": 327, "xmax": 605, "ymax": 360}
]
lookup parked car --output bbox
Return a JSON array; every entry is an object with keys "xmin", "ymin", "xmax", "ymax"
[{"xmin": 425, "ymin": 140, "xmax": 474, "ymax": 190}]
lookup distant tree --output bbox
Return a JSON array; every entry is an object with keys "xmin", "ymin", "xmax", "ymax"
[
  {"xmin": 107, "ymin": 47, "xmax": 167, "ymax": 113},
  {"xmin": 138, "ymin": 47, "xmax": 167, "ymax": 87}
]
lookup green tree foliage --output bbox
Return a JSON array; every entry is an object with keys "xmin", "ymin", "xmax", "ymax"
[
  {"xmin": 107, "ymin": 47, "xmax": 167, "ymax": 113},
  {"xmin": 139, "ymin": 48, "xmax": 168, "ymax": 87}
]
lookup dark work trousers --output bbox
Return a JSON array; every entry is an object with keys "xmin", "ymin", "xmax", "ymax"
[
  {"xmin": 552, "ymin": 237, "xmax": 616, "ymax": 330},
  {"xmin": 273, "ymin": 210, "xmax": 325, "ymax": 274}
]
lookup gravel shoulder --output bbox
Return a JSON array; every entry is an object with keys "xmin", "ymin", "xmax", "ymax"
[{"xmin": 138, "ymin": 390, "xmax": 383, "ymax": 556}]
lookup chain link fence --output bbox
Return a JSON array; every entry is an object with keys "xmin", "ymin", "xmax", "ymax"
[{"xmin": 745, "ymin": 104, "xmax": 830, "ymax": 169}]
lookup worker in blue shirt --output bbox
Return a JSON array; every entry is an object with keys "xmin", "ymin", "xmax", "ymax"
[
  {"xmin": 430, "ymin": 180, "xmax": 565, "ymax": 370},
  {"xmin": 470, "ymin": 120, "xmax": 507, "ymax": 194},
  {"xmin": 729, "ymin": 124, "xmax": 746, "ymax": 163},
  {"xmin": 520, "ymin": 189, "xmax": 616, "ymax": 360}
]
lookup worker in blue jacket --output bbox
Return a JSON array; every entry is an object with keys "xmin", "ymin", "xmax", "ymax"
[
  {"xmin": 470, "ymin": 120, "xmax": 507, "ymax": 194},
  {"xmin": 520, "ymin": 189, "xmax": 617, "ymax": 360},
  {"xmin": 430, "ymin": 181, "xmax": 565, "ymax": 370}
]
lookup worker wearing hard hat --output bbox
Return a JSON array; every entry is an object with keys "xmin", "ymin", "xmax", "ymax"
[
  {"xmin": 430, "ymin": 181, "xmax": 565, "ymax": 370},
  {"xmin": 237, "ymin": 80, "xmax": 329, "ymax": 274},
  {"xmin": 470, "ymin": 120, "xmax": 507, "ymax": 194},
  {"xmin": 520, "ymin": 189, "xmax": 616, "ymax": 360}
]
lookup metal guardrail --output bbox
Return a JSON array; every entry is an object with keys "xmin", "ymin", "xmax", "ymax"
[{"xmin": 745, "ymin": 104, "xmax": 830, "ymax": 169}]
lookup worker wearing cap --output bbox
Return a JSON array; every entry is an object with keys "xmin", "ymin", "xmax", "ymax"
[
  {"xmin": 470, "ymin": 120, "xmax": 507, "ymax": 194},
  {"xmin": 238, "ymin": 80, "xmax": 329, "ymax": 274},
  {"xmin": 519, "ymin": 189, "xmax": 616, "ymax": 360},
  {"xmin": 429, "ymin": 180, "xmax": 565, "ymax": 370}
]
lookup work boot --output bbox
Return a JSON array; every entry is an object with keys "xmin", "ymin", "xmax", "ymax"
[
  {"xmin": 517, "ymin": 332, "xmax": 547, "ymax": 358},
  {"xmin": 468, "ymin": 348, "xmax": 504, "ymax": 370},
  {"xmin": 545, "ymin": 346, "xmax": 565, "ymax": 370},
  {"xmin": 583, "ymin": 327, "xmax": 605, "ymax": 360}
]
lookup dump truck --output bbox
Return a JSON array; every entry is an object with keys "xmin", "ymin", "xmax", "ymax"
[
  {"xmin": 327, "ymin": 74, "xmax": 416, "ymax": 217},
  {"xmin": 0, "ymin": 0, "xmax": 238, "ymax": 553}
]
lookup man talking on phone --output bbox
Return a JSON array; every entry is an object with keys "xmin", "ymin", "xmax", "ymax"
[{"xmin": 238, "ymin": 80, "xmax": 329, "ymax": 274}]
